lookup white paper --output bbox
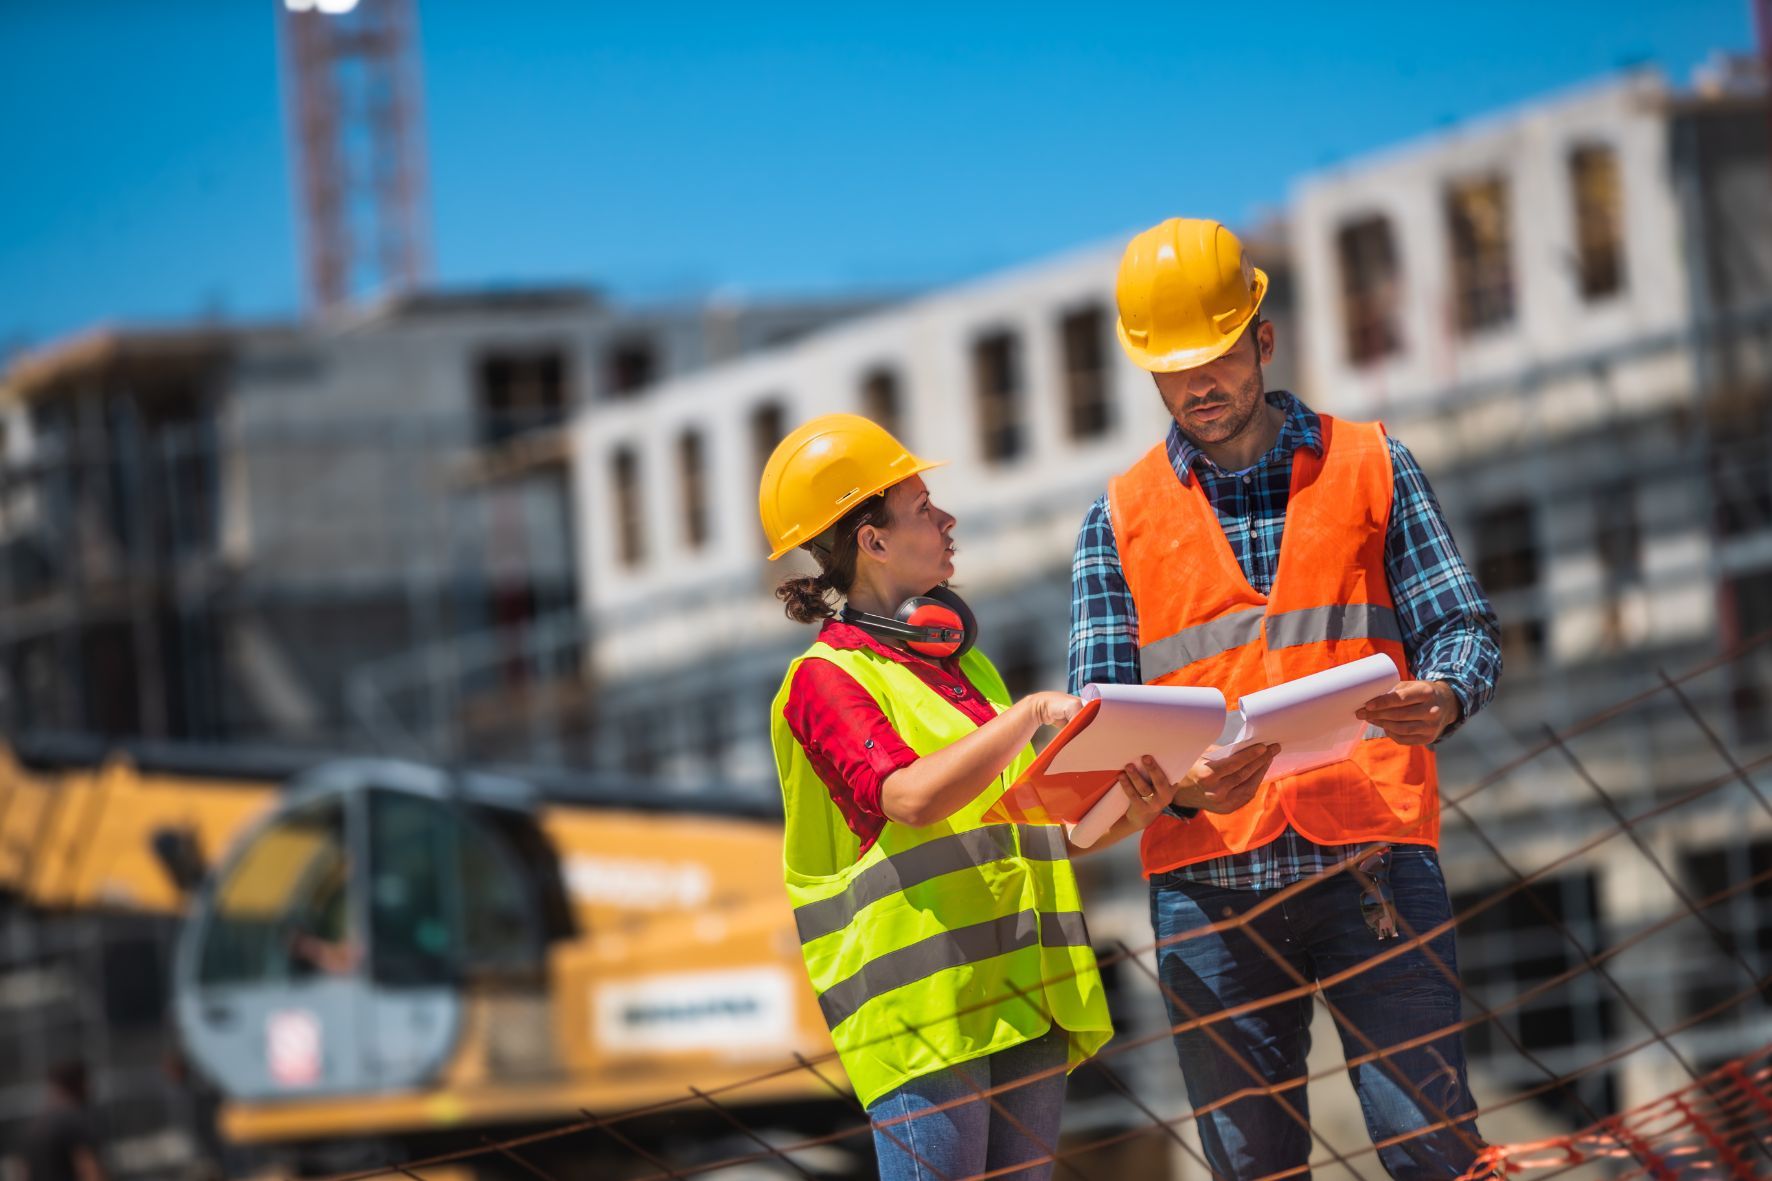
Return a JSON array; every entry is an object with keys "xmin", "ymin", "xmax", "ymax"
[
  {"xmin": 1046, "ymin": 656, "xmax": 1402, "ymax": 849},
  {"xmin": 1046, "ymin": 683, "xmax": 1227, "ymax": 784},
  {"xmin": 1202, "ymin": 653, "xmax": 1400, "ymax": 781},
  {"xmin": 1050, "ymin": 683, "xmax": 1226, "ymax": 849},
  {"xmin": 1064, "ymin": 789, "xmax": 1129, "ymax": 850}
]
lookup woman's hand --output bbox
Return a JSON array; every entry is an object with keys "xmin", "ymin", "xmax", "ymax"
[
  {"xmin": 1115, "ymin": 755, "xmax": 1180, "ymax": 829},
  {"xmin": 882, "ymin": 690, "xmax": 1082, "ymax": 828},
  {"xmin": 1022, "ymin": 691, "xmax": 1084, "ymax": 729},
  {"xmin": 1172, "ymin": 744, "xmax": 1280, "ymax": 814}
]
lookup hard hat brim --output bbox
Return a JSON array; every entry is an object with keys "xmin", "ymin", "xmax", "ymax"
[
  {"xmin": 1116, "ymin": 267, "xmax": 1269, "ymax": 374},
  {"xmin": 765, "ymin": 456, "xmax": 948, "ymax": 560}
]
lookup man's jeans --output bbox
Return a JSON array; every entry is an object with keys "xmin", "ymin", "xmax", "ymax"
[
  {"xmin": 1150, "ymin": 846, "xmax": 1484, "ymax": 1180},
  {"xmin": 866, "ymin": 1026, "xmax": 1069, "ymax": 1181}
]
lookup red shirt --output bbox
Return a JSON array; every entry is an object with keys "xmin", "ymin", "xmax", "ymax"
[{"xmin": 781, "ymin": 618, "xmax": 999, "ymax": 854}]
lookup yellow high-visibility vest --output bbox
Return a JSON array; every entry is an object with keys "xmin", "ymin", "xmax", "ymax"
[{"xmin": 769, "ymin": 640, "xmax": 1112, "ymax": 1108}]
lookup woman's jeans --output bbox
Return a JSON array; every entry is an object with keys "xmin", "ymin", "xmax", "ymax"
[
  {"xmin": 866, "ymin": 1027, "xmax": 1069, "ymax": 1181},
  {"xmin": 1149, "ymin": 846, "xmax": 1485, "ymax": 1181}
]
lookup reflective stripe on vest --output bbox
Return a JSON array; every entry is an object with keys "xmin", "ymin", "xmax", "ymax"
[
  {"xmin": 793, "ymin": 823, "xmax": 1067, "ymax": 944},
  {"xmin": 1139, "ymin": 602, "xmax": 1404, "ymax": 682},
  {"xmin": 815, "ymin": 907, "xmax": 1092, "ymax": 1030},
  {"xmin": 769, "ymin": 640, "xmax": 1112, "ymax": 1108},
  {"xmin": 1107, "ymin": 414, "xmax": 1440, "ymax": 874}
]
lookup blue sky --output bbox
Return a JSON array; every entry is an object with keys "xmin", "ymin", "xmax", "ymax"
[{"xmin": 0, "ymin": 1, "xmax": 1754, "ymax": 352}]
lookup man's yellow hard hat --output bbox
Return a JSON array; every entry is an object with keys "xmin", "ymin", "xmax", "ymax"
[
  {"xmin": 1114, "ymin": 217, "xmax": 1268, "ymax": 373},
  {"xmin": 758, "ymin": 413, "xmax": 944, "ymax": 560}
]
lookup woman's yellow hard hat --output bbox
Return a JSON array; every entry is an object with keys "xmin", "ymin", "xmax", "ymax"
[
  {"xmin": 758, "ymin": 414, "xmax": 944, "ymax": 560},
  {"xmin": 1114, "ymin": 217, "xmax": 1268, "ymax": 373}
]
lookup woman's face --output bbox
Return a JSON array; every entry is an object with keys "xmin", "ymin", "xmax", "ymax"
[{"xmin": 875, "ymin": 476, "xmax": 957, "ymax": 590}]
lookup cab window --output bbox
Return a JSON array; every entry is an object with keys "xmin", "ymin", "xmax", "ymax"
[
  {"xmin": 198, "ymin": 798, "xmax": 351, "ymax": 984},
  {"xmin": 368, "ymin": 790, "xmax": 543, "ymax": 985}
]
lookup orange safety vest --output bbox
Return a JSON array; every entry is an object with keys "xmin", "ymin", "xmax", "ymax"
[{"xmin": 1107, "ymin": 414, "xmax": 1439, "ymax": 876}]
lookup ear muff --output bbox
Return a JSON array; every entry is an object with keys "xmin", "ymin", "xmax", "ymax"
[
  {"xmin": 896, "ymin": 597, "xmax": 966, "ymax": 658},
  {"xmin": 911, "ymin": 585, "xmax": 977, "ymax": 659},
  {"xmin": 841, "ymin": 584, "xmax": 978, "ymax": 660}
]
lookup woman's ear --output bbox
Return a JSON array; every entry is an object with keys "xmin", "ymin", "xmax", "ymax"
[{"xmin": 855, "ymin": 521, "xmax": 890, "ymax": 562}]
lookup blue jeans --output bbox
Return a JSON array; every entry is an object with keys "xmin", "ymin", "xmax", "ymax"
[
  {"xmin": 866, "ymin": 1027, "xmax": 1069, "ymax": 1181},
  {"xmin": 1150, "ymin": 846, "xmax": 1484, "ymax": 1181}
]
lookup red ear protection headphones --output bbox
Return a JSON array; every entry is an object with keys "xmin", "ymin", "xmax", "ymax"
[{"xmin": 841, "ymin": 585, "xmax": 978, "ymax": 659}]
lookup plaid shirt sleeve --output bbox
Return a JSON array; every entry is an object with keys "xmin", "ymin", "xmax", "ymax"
[
  {"xmin": 1067, "ymin": 495, "xmax": 1142, "ymax": 694},
  {"xmin": 1384, "ymin": 435, "xmax": 1503, "ymax": 735}
]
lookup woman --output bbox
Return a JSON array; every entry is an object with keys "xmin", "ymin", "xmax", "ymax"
[{"xmin": 759, "ymin": 413, "xmax": 1224, "ymax": 1180}]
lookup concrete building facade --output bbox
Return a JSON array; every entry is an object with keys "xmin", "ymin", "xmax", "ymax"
[
  {"xmin": 569, "ymin": 234, "xmax": 1298, "ymax": 793},
  {"xmin": 1290, "ymin": 64, "xmax": 1772, "ymax": 1118}
]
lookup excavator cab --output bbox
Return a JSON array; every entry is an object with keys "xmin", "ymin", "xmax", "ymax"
[{"xmin": 173, "ymin": 760, "xmax": 573, "ymax": 1100}]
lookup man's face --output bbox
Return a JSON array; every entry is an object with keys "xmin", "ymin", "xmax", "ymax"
[{"xmin": 1152, "ymin": 320, "xmax": 1275, "ymax": 446}]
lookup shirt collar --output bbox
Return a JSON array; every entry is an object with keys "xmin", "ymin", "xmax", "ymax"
[{"xmin": 1165, "ymin": 390, "xmax": 1323, "ymax": 484}]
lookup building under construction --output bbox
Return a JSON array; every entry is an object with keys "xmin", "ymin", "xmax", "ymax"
[
  {"xmin": 0, "ymin": 287, "xmax": 883, "ymax": 753},
  {"xmin": 1289, "ymin": 62, "xmax": 1772, "ymax": 1120}
]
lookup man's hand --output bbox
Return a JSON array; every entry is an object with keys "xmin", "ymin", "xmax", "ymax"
[
  {"xmin": 1173, "ymin": 743, "xmax": 1279, "ymax": 814},
  {"xmin": 1114, "ymin": 756, "xmax": 1181, "ymax": 830},
  {"xmin": 1356, "ymin": 679, "xmax": 1460, "ymax": 746}
]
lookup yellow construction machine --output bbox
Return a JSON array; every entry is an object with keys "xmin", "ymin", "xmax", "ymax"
[{"xmin": 0, "ymin": 741, "xmax": 858, "ymax": 1179}]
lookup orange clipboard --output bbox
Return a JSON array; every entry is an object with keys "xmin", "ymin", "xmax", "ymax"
[{"xmin": 981, "ymin": 699, "xmax": 1125, "ymax": 827}]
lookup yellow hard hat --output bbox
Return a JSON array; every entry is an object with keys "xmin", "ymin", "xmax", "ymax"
[
  {"xmin": 1114, "ymin": 217, "xmax": 1268, "ymax": 372},
  {"xmin": 758, "ymin": 413, "xmax": 945, "ymax": 560}
]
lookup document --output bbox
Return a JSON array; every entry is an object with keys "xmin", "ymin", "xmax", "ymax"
[
  {"xmin": 982, "ymin": 653, "xmax": 1403, "ymax": 849},
  {"xmin": 1200, "ymin": 653, "xmax": 1399, "ymax": 781},
  {"xmin": 982, "ymin": 683, "xmax": 1225, "ymax": 842}
]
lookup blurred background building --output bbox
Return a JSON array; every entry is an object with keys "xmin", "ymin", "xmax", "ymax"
[
  {"xmin": 1291, "ymin": 61, "xmax": 1772, "ymax": 1121},
  {"xmin": 1, "ymin": 2, "xmax": 1769, "ymax": 1178},
  {"xmin": 0, "ymin": 287, "xmax": 879, "ymax": 749}
]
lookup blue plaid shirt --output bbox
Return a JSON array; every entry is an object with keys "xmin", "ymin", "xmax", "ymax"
[{"xmin": 1067, "ymin": 391, "xmax": 1501, "ymax": 890}]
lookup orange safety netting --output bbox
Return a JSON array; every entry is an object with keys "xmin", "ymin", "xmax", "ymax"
[{"xmin": 1458, "ymin": 1047, "xmax": 1772, "ymax": 1181}]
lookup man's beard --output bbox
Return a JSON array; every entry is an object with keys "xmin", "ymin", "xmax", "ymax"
[{"xmin": 1182, "ymin": 367, "xmax": 1266, "ymax": 445}]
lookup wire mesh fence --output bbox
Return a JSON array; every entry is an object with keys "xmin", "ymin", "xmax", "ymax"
[{"xmin": 271, "ymin": 628, "xmax": 1772, "ymax": 1181}]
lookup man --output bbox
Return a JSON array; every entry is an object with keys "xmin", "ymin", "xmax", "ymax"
[
  {"xmin": 19, "ymin": 1062, "xmax": 107, "ymax": 1181},
  {"xmin": 1068, "ymin": 217, "xmax": 1502, "ymax": 1180}
]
